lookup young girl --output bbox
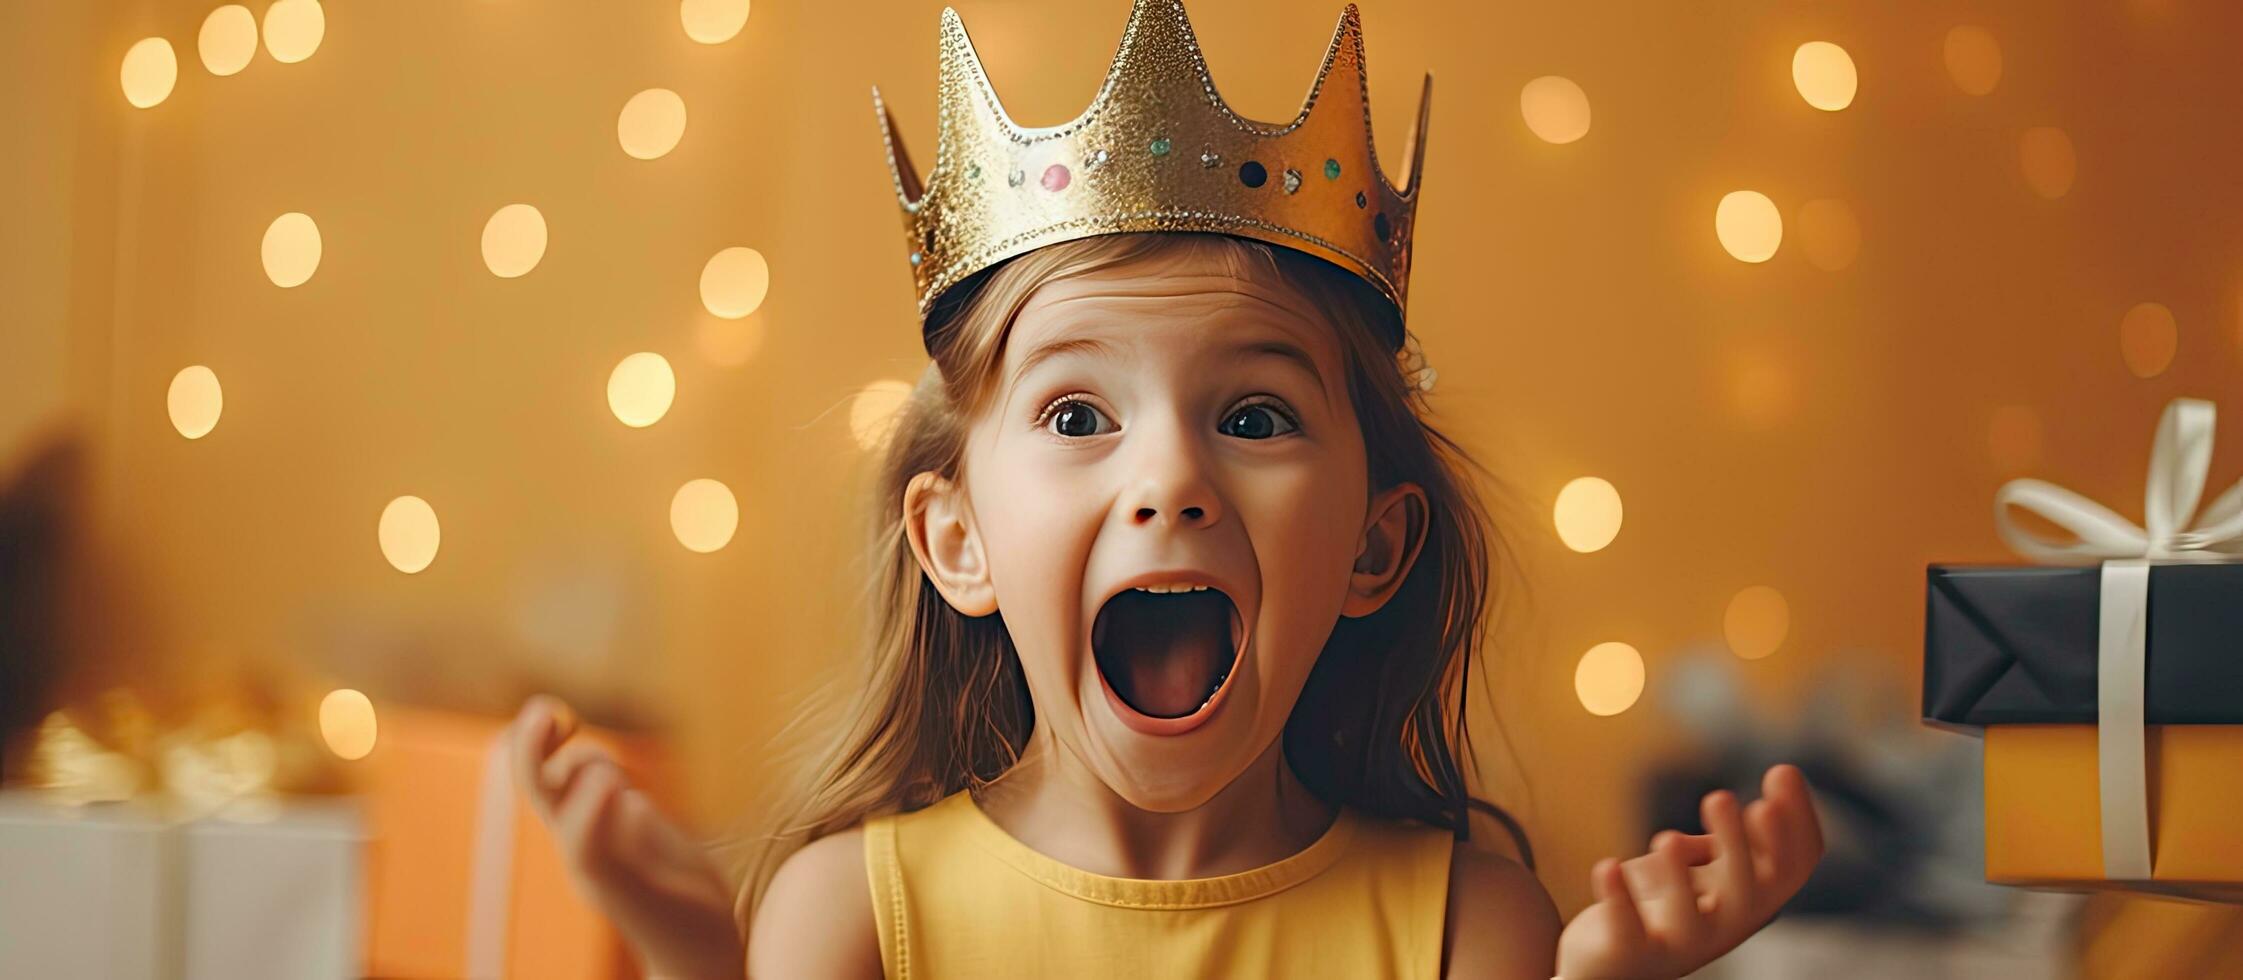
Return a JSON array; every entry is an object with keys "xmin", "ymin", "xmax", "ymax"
[{"xmin": 512, "ymin": 3, "xmax": 1822, "ymax": 977}]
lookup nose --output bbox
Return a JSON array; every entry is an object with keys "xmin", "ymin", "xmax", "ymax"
[{"xmin": 1120, "ymin": 417, "xmax": 1223, "ymax": 531}]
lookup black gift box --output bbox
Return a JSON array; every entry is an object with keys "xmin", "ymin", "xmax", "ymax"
[{"xmin": 1922, "ymin": 562, "xmax": 2243, "ymax": 730}]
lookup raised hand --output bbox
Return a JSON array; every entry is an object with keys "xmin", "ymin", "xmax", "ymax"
[
  {"xmin": 509, "ymin": 696, "xmax": 745, "ymax": 980},
  {"xmin": 1554, "ymin": 764, "xmax": 1824, "ymax": 979}
]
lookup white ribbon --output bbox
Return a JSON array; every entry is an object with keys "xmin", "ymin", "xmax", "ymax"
[
  {"xmin": 1992, "ymin": 397, "xmax": 2243, "ymax": 880},
  {"xmin": 465, "ymin": 733, "xmax": 517, "ymax": 979}
]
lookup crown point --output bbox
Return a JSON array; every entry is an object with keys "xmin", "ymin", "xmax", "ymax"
[{"xmin": 1402, "ymin": 71, "xmax": 1434, "ymax": 193}]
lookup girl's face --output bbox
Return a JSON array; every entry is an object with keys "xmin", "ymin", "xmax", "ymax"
[{"xmin": 907, "ymin": 248, "xmax": 1425, "ymax": 812}]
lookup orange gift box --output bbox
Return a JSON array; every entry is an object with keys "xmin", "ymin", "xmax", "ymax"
[
  {"xmin": 1984, "ymin": 724, "xmax": 2243, "ymax": 902},
  {"xmin": 359, "ymin": 705, "xmax": 670, "ymax": 979}
]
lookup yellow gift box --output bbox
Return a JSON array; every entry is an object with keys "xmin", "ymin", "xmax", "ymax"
[{"xmin": 1985, "ymin": 724, "xmax": 2243, "ymax": 901}]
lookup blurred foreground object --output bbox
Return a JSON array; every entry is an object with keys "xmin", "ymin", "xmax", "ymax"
[
  {"xmin": 0, "ymin": 431, "xmax": 87, "ymax": 775},
  {"xmin": 0, "ymin": 792, "xmax": 362, "ymax": 979},
  {"xmin": 1924, "ymin": 398, "xmax": 2243, "ymax": 901},
  {"xmin": 362, "ymin": 703, "xmax": 671, "ymax": 979},
  {"xmin": 1650, "ymin": 651, "xmax": 2084, "ymax": 978}
]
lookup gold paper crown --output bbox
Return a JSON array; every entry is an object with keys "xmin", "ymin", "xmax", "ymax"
[{"xmin": 873, "ymin": 0, "xmax": 1431, "ymax": 352}]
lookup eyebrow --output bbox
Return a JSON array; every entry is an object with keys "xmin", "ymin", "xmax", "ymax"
[
  {"xmin": 1008, "ymin": 333, "xmax": 1328, "ymax": 396},
  {"xmin": 1010, "ymin": 336, "xmax": 1121, "ymax": 391},
  {"xmin": 1228, "ymin": 338, "xmax": 1326, "ymax": 392}
]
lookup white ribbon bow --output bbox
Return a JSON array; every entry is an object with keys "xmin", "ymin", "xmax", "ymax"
[{"xmin": 1990, "ymin": 397, "xmax": 2243, "ymax": 880}]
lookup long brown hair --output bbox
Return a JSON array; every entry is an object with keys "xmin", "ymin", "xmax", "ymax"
[{"xmin": 738, "ymin": 231, "xmax": 1526, "ymax": 925}]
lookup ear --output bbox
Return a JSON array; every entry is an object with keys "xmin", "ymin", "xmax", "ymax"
[
  {"xmin": 903, "ymin": 470, "xmax": 998, "ymax": 617},
  {"xmin": 1341, "ymin": 481, "xmax": 1428, "ymax": 618}
]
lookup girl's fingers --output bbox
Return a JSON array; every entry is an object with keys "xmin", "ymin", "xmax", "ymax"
[
  {"xmin": 1654, "ymin": 831, "xmax": 1718, "ymax": 867},
  {"xmin": 1626, "ymin": 835, "xmax": 1709, "ymax": 953},
  {"xmin": 511, "ymin": 696, "xmax": 598, "ymax": 824},
  {"xmin": 541, "ymin": 740, "xmax": 624, "ymax": 809},
  {"xmin": 553, "ymin": 754, "xmax": 626, "ymax": 876},
  {"xmin": 1589, "ymin": 857, "xmax": 1648, "ymax": 958},
  {"xmin": 1743, "ymin": 798, "xmax": 1783, "ymax": 886},
  {"xmin": 1766, "ymin": 765, "xmax": 1825, "ymax": 872},
  {"xmin": 1700, "ymin": 790, "xmax": 1757, "ymax": 928},
  {"xmin": 509, "ymin": 697, "xmax": 566, "ymax": 810}
]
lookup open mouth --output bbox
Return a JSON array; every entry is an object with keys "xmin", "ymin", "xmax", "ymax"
[{"xmin": 1091, "ymin": 585, "xmax": 1244, "ymax": 720}]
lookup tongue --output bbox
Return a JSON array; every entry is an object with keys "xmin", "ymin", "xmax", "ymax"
[{"xmin": 1093, "ymin": 589, "xmax": 1234, "ymax": 719}]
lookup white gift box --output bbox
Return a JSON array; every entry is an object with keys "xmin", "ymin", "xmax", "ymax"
[
  {"xmin": 0, "ymin": 792, "xmax": 366, "ymax": 979},
  {"xmin": 0, "ymin": 793, "xmax": 173, "ymax": 980},
  {"xmin": 181, "ymin": 801, "xmax": 364, "ymax": 980}
]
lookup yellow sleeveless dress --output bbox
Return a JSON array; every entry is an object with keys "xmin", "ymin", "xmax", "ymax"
[{"xmin": 862, "ymin": 790, "xmax": 1456, "ymax": 978}]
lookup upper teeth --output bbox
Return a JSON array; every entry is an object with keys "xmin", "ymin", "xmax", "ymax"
[{"xmin": 1133, "ymin": 582, "xmax": 1210, "ymax": 594}]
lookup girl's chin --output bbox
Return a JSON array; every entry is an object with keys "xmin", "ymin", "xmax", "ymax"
[{"xmin": 1076, "ymin": 674, "xmax": 1262, "ymax": 811}]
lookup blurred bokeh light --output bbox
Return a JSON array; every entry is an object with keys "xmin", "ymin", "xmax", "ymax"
[
  {"xmin": 849, "ymin": 379, "xmax": 914, "ymax": 451},
  {"xmin": 262, "ymin": 0, "xmax": 325, "ymax": 65},
  {"xmin": 1791, "ymin": 42, "xmax": 1858, "ymax": 111},
  {"xmin": 2019, "ymin": 127, "xmax": 2078, "ymax": 199},
  {"xmin": 680, "ymin": 0, "xmax": 752, "ymax": 45},
  {"xmin": 1723, "ymin": 585, "xmax": 1790, "ymax": 660},
  {"xmin": 1574, "ymin": 642, "xmax": 1645, "ymax": 717},
  {"xmin": 700, "ymin": 246, "xmax": 770, "ymax": 319},
  {"xmin": 670, "ymin": 479, "xmax": 739, "ymax": 553},
  {"xmin": 378, "ymin": 496, "xmax": 441, "ymax": 574},
  {"xmin": 481, "ymin": 203, "xmax": 549, "ymax": 279},
  {"xmin": 198, "ymin": 5, "xmax": 259, "ymax": 77},
  {"xmin": 608, "ymin": 353, "xmax": 678, "ymax": 428},
  {"xmin": 167, "ymin": 366, "xmax": 224, "ymax": 440},
  {"xmin": 2118, "ymin": 302, "xmax": 2178, "ymax": 378},
  {"xmin": 1943, "ymin": 25, "xmax": 2002, "ymax": 96},
  {"xmin": 119, "ymin": 37, "xmax": 176, "ymax": 108},
  {"xmin": 1795, "ymin": 198, "xmax": 1861, "ymax": 272},
  {"xmin": 618, "ymin": 88, "xmax": 689, "ymax": 161},
  {"xmin": 1716, "ymin": 190, "xmax": 1784, "ymax": 263},
  {"xmin": 318, "ymin": 689, "xmax": 378, "ymax": 761},
  {"xmin": 1519, "ymin": 75, "xmax": 1590, "ymax": 145},
  {"xmin": 261, "ymin": 212, "xmax": 322, "ymax": 288},
  {"xmin": 1553, "ymin": 476, "xmax": 1623, "ymax": 553}
]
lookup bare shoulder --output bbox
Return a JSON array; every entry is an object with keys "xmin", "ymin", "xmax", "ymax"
[
  {"xmin": 1443, "ymin": 833, "xmax": 1561, "ymax": 980},
  {"xmin": 747, "ymin": 826, "xmax": 883, "ymax": 980}
]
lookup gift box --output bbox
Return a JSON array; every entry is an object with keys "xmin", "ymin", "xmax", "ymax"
[
  {"xmin": 0, "ymin": 792, "xmax": 368, "ymax": 979},
  {"xmin": 1924, "ymin": 562, "xmax": 2243, "ymax": 728},
  {"xmin": 0, "ymin": 794, "xmax": 171, "ymax": 979},
  {"xmin": 181, "ymin": 801, "xmax": 366, "ymax": 979},
  {"xmin": 1923, "ymin": 398, "xmax": 2243, "ymax": 900},
  {"xmin": 361, "ymin": 704, "xmax": 667, "ymax": 979},
  {"xmin": 1983, "ymin": 724, "xmax": 2243, "ymax": 901}
]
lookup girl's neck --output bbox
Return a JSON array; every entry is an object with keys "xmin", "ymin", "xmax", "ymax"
[{"xmin": 970, "ymin": 725, "xmax": 1339, "ymax": 880}]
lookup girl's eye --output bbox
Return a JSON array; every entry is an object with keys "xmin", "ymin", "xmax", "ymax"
[
  {"xmin": 1041, "ymin": 399, "xmax": 1114, "ymax": 438},
  {"xmin": 1219, "ymin": 400, "xmax": 1299, "ymax": 440}
]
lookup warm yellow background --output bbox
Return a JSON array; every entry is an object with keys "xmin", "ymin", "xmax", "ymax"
[{"xmin": 9, "ymin": 0, "xmax": 2243, "ymax": 921}]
